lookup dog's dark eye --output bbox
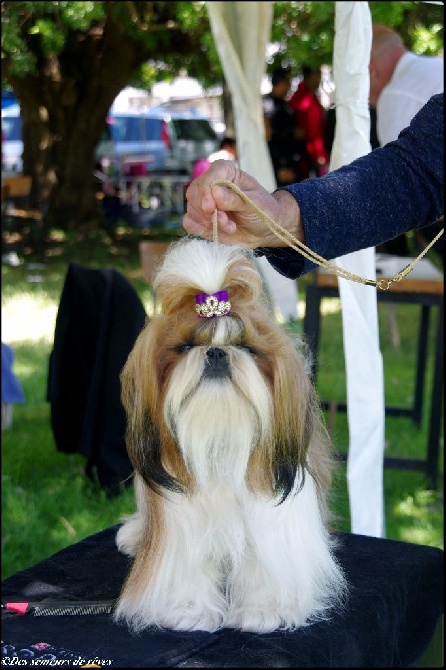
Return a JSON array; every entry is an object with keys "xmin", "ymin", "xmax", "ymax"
[
  {"xmin": 239, "ymin": 344, "xmax": 256, "ymax": 355},
  {"xmin": 175, "ymin": 344, "xmax": 193, "ymax": 354}
]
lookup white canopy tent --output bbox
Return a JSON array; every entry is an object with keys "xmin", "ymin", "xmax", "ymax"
[
  {"xmin": 206, "ymin": 0, "xmax": 385, "ymax": 537},
  {"xmin": 330, "ymin": 2, "xmax": 385, "ymax": 537}
]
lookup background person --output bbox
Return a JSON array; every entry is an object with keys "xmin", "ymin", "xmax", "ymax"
[
  {"xmin": 369, "ymin": 23, "xmax": 444, "ymax": 258},
  {"xmin": 288, "ymin": 65, "xmax": 330, "ymax": 179},
  {"xmin": 369, "ymin": 23, "xmax": 443, "ymax": 146},
  {"xmin": 262, "ymin": 67, "xmax": 301, "ymax": 187},
  {"xmin": 208, "ymin": 136, "xmax": 238, "ymax": 164},
  {"xmin": 185, "ymin": 137, "xmax": 238, "ymax": 212}
]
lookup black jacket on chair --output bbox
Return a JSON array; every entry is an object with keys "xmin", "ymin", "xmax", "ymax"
[{"xmin": 47, "ymin": 263, "xmax": 147, "ymax": 496}]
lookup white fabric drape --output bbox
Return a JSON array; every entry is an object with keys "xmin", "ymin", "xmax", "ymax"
[
  {"xmin": 330, "ymin": 2, "xmax": 385, "ymax": 538},
  {"xmin": 206, "ymin": 1, "xmax": 299, "ymax": 322}
]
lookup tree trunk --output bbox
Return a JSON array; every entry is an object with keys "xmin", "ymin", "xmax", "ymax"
[
  {"xmin": 8, "ymin": 18, "xmax": 153, "ymax": 232},
  {"xmin": 18, "ymin": 93, "xmax": 107, "ymax": 231}
]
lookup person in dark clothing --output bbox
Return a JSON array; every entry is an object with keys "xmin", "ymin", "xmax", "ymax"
[
  {"xmin": 262, "ymin": 68, "xmax": 301, "ymax": 187},
  {"xmin": 183, "ymin": 94, "xmax": 443, "ymax": 279}
]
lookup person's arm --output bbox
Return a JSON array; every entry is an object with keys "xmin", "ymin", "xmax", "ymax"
[
  {"xmin": 183, "ymin": 94, "xmax": 443, "ymax": 279},
  {"xmin": 267, "ymin": 92, "xmax": 443, "ymax": 277}
]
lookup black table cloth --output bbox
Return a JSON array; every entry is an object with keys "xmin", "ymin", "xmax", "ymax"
[{"xmin": 1, "ymin": 526, "xmax": 443, "ymax": 668}]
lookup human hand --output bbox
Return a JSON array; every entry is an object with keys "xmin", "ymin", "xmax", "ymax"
[{"xmin": 183, "ymin": 160, "xmax": 303, "ymax": 249}]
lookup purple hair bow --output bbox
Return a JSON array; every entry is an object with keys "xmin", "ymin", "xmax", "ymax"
[{"xmin": 195, "ymin": 291, "xmax": 231, "ymax": 318}]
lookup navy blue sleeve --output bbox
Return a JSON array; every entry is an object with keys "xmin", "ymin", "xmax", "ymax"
[{"xmin": 258, "ymin": 93, "xmax": 443, "ymax": 279}]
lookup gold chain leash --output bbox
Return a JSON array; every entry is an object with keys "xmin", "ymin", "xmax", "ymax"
[{"xmin": 210, "ymin": 178, "xmax": 443, "ymax": 291}]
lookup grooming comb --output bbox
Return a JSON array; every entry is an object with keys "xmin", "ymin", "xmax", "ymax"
[{"xmin": 2, "ymin": 599, "xmax": 115, "ymax": 616}]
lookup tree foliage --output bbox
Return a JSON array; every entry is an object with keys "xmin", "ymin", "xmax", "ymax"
[
  {"xmin": 269, "ymin": 1, "xmax": 443, "ymax": 73},
  {"xmin": 1, "ymin": 1, "xmax": 214, "ymax": 232},
  {"xmin": 1, "ymin": 1, "xmax": 443, "ymax": 239}
]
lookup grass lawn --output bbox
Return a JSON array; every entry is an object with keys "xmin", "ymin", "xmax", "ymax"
[{"xmin": 1, "ymin": 226, "xmax": 443, "ymax": 581}]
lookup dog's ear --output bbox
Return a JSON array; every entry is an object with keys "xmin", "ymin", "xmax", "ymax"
[
  {"xmin": 120, "ymin": 322, "xmax": 187, "ymax": 496},
  {"xmin": 269, "ymin": 337, "xmax": 333, "ymax": 502}
]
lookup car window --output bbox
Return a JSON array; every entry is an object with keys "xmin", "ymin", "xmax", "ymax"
[
  {"xmin": 172, "ymin": 119, "xmax": 217, "ymax": 142},
  {"xmin": 2, "ymin": 115, "xmax": 22, "ymax": 141},
  {"xmin": 108, "ymin": 116, "xmax": 163, "ymax": 143},
  {"xmin": 107, "ymin": 117, "xmax": 127, "ymax": 143},
  {"xmin": 142, "ymin": 118, "xmax": 163, "ymax": 141}
]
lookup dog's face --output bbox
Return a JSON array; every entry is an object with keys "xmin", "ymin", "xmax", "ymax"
[{"xmin": 121, "ymin": 238, "xmax": 332, "ymax": 506}]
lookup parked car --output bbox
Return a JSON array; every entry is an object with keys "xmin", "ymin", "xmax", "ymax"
[
  {"xmin": 2, "ymin": 105, "xmax": 219, "ymax": 178},
  {"xmin": 1, "ymin": 104, "xmax": 115, "ymax": 176},
  {"xmin": 163, "ymin": 110, "xmax": 220, "ymax": 173},
  {"xmin": 98, "ymin": 109, "xmax": 220, "ymax": 177}
]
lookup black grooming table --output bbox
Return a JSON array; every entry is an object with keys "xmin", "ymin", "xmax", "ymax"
[{"xmin": 1, "ymin": 526, "xmax": 443, "ymax": 667}]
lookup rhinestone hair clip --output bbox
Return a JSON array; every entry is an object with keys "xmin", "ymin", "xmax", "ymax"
[{"xmin": 195, "ymin": 291, "xmax": 231, "ymax": 318}]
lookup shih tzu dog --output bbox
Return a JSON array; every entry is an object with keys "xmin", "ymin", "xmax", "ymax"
[{"xmin": 114, "ymin": 237, "xmax": 347, "ymax": 634}]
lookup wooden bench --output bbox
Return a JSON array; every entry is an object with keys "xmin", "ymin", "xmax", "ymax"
[
  {"xmin": 2, "ymin": 175, "xmax": 45, "ymax": 258},
  {"xmin": 2, "ymin": 175, "xmax": 42, "ymax": 222}
]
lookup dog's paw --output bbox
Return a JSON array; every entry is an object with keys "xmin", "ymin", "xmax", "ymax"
[
  {"xmin": 114, "ymin": 600, "xmax": 226, "ymax": 633},
  {"xmin": 226, "ymin": 607, "xmax": 282, "ymax": 633},
  {"xmin": 115, "ymin": 514, "xmax": 143, "ymax": 557},
  {"xmin": 159, "ymin": 608, "xmax": 225, "ymax": 633},
  {"xmin": 227, "ymin": 605, "xmax": 308, "ymax": 633}
]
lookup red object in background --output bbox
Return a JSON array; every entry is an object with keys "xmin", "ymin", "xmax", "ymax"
[
  {"xmin": 183, "ymin": 158, "xmax": 212, "ymax": 211},
  {"xmin": 125, "ymin": 163, "xmax": 148, "ymax": 177},
  {"xmin": 192, "ymin": 158, "xmax": 211, "ymax": 180},
  {"xmin": 289, "ymin": 80, "xmax": 329, "ymax": 179},
  {"xmin": 161, "ymin": 120, "xmax": 171, "ymax": 153}
]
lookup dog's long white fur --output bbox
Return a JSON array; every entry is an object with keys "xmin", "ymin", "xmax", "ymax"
[
  {"xmin": 116, "ymin": 472, "xmax": 343, "ymax": 633},
  {"xmin": 114, "ymin": 237, "xmax": 347, "ymax": 634}
]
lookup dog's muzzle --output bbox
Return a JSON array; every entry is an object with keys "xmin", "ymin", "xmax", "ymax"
[{"xmin": 203, "ymin": 347, "xmax": 231, "ymax": 379}]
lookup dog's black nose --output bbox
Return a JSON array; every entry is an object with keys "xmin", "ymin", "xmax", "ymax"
[
  {"xmin": 207, "ymin": 347, "xmax": 226, "ymax": 361},
  {"xmin": 204, "ymin": 347, "xmax": 230, "ymax": 379}
]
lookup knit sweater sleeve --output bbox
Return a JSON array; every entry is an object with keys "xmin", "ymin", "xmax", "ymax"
[{"xmin": 258, "ymin": 93, "xmax": 443, "ymax": 279}]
